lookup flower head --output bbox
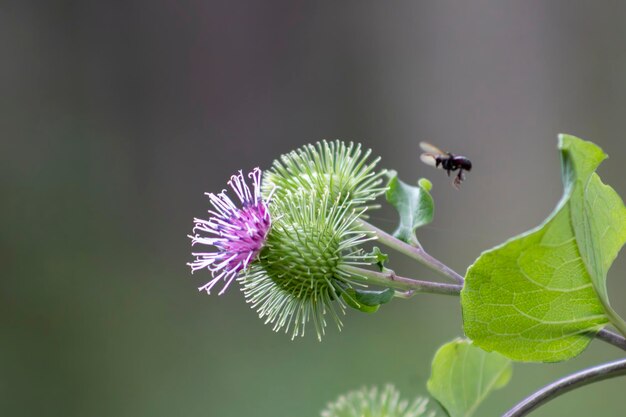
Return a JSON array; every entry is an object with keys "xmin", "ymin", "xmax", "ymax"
[
  {"xmin": 321, "ymin": 385, "xmax": 436, "ymax": 417},
  {"xmin": 240, "ymin": 190, "xmax": 376, "ymax": 340},
  {"xmin": 188, "ymin": 167, "xmax": 271, "ymax": 295},
  {"xmin": 263, "ymin": 140, "xmax": 387, "ymax": 212}
]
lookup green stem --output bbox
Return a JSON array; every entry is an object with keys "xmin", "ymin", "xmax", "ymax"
[
  {"xmin": 604, "ymin": 304, "xmax": 626, "ymax": 339},
  {"xmin": 341, "ymin": 264, "xmax": 462, "ymax": 296},
  {"xmin": 358, "ymin": 220, "xmax": 465, "ymax": 285},
  {"xmin": 596, "ymin": 329, "xmax": 626, "ymax": 351},
  {"xmin": 358, "ymin": 222, "xmax": 626, "ymax": 351},
  {"xmin": 393, "ymin": 290, "xmax": 415, "ymax": 299}
]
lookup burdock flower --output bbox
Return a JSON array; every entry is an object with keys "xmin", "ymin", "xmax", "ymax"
[
  {"xmin": 188, "ymin": 141, "xmax": 390, "ymax": 339},
  {"xmin": 321, "ymin": 385, "xmax": 436, "ymax": 417},
  {"xmin": 188, "ymin": 167, "xmax": 271, "ymax": 295},
  {"xmin": 263, "ymin": 140, "xmax": 387, "ymax": 212},
  {"xmin": 240, "ymin": 190, "xmax": 376, "ymax": 340}
]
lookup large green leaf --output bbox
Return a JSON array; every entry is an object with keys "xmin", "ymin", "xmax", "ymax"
[
  {"xmin": 427, "ymin": 338, "xmax": 512, "ymax": 417},
  {"xmin": 386, "ymin": 172, "xmax": 434, "ymax": 246},
  {"xmin": 565, "ymin": 139, "xmax": 626, "ymax": 332},
  {"xmin": 462, "ymin": 134, "xmax": 626, "ymax": 362}
]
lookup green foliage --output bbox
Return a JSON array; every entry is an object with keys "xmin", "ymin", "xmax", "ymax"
[
  {"xmin": 564, "ymin": 138, "xmax": 626, "ymax": 333},
  {"xmin": 342, "ymin": 287, "xmax": 395, "ymax": 313},
  {"xmin": 369, "ymin": 246, "xmax": 390, "ymax": 271},
  {"xmin": 462, "ymin": 135, "xmax": 626, "ymax": 362},
  {"xmin": 321, "ymin": 385, "xmax": 437, "ymax": 417},
  {"xmin": 427, "ymin": 339, "xmax": 512, "ymax": 417},
  {"xmin": 386, "ymin": 172, "xmax": 434, "ymax": 246}
]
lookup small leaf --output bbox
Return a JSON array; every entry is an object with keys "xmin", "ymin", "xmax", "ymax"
[
  {"xmin": 427, "ymin": 338, "xmax": 512, "ymax": 417},
  {"xmin": 386, "ymin": 171, "xmax": 434, "ymax": 246},
  {"xmin": 353, "ymin": 287, "xmax": 395, "ymax": 306},
  {"xmin": 342, "ymin": 287, "xmax": 395, "ymax": 313},
  {"xmin": 342, "ymin": 291, "xmax": 380, "ymax": 313},
  {"xmin": 462, "ymin": 135, "xmax": 626, "ymax": 362},
  {"xmin": 368, "ymin": 246, "xmax": 389, "ymax": 271}
]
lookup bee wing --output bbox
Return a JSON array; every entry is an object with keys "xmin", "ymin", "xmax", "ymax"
[
  {"xmin": 420, "ymin": 152, "xmax": 440, "ymax": 168},
  {"xmin": 419, "ymin": 141, "xmax": 445, "ymax": 155}
]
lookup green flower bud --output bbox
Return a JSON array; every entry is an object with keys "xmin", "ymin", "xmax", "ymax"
[
  {"xmin": 239, "ymin": 190, "xmax": 376, "ymax": 340},
  {"xmin": 321, "ymin": 385, "xmax": 436, "ymax": 417},
  {"xmin": 263, "ymin": 140, "xmax": 387, "ymax": 212}
]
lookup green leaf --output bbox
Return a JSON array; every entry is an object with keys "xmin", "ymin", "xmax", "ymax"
[
  {"xmin": 342, "ymin": 287, "xmax": 395, "ymax": 313},
  {"xmin": 564, "ymin": 139, "xmax": 626, "ymax": 334},
  {"xmin": 427, "ymin": 338, "xmax": 512, "ymax": 417},
  {"xmin": 368, "ymin": 246, "xmax": 389, "ymax": 271},
  {"xmin": 386, "ymin": 171, "xmax": 434, "ymax": 246},
  {"xmin": 352, "ymin": 287, "xmax": 395, "ymax": 306},
  {"xmin": 462, "ymin": 134, "xmax": 626, "ymax": 362}
]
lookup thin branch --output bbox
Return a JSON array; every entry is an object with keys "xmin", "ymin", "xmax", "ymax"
[
  {"xmin": 502, "ymin": 357, "xmax": 626, "ymax": 417},
  {"xmin": 341, "ymin": 264, "xmax": 463, "ymax": 296},
  {"xmin": 359, "ymin": 220, "xmax": 465, "ymax": 285},
  {"xmin": 393, "ymin": 289, "xmax": 415, "ymax": 299},
  {"xmin": 595, "ymin": 328, "xmax": 626, "ymax": 351},
  {"xmin": 603, "ymin": 303, "xmax": 626, "ymax": 339}
]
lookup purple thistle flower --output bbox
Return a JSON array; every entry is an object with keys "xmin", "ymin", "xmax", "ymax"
[{"xmin": 188, "ymin": 167, "xmax": 272, "ymax": 295}]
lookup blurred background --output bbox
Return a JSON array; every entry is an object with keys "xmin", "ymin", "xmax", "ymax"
[{"xmin": 3, "ymin": 1, "xmax": 626, "ymax": 416}]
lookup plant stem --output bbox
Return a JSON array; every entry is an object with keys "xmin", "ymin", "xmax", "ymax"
[
  {"xmin": 604, "ymin": 304, "xmax": 626, "ymax": 339},
  {"xmin": 502, "ymin": 357, "xmax": 626, "ymax": 417},
  {"xmin": 341, "ymin": 264, "xmax": 463, "ymax": 296},
  {"xmin": 596, "ymin": 329, "xmax": 626, "ymax": 351},
  {"xmin": 393, "ymin": 289, "xmax": 415, "ymax": 299},
  {"xmin": 360, "ymin": 221, "xmax": 626, "ymax": 352},
  {"xmin": 358, "ymin": 220, "xmax": 465, "ymax": 285}
]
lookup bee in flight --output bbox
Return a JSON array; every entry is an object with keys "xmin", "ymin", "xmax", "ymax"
[{"xmin": 419, "ymin": 142, "xmax": 472, "ymax": 189}]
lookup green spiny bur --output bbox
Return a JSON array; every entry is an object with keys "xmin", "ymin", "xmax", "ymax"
[
  {"xmin": 240, "ymin": 189, "xmax": 377, "ymax": 340},
  {"xmin": 321, "ymin": 385, "xmax": 436, "ymax": 417},
  {"xmin": 263, "ymin": 140, "xmax": 387, "ymax": 212}
]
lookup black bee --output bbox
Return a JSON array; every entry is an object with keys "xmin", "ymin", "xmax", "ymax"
[{"xmin": 419, "ymin": 142, "xmax": 472, "ymax": 189}]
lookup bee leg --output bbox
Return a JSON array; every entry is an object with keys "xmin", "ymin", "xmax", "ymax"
[{"xmin": 453, "ymin": 170, "xmax": 464, "ymax": 188}]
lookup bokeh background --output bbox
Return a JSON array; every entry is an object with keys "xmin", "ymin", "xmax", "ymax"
[{"xmin": 4, "ymin": 1, "xmax": 626, "ymax": 416}]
